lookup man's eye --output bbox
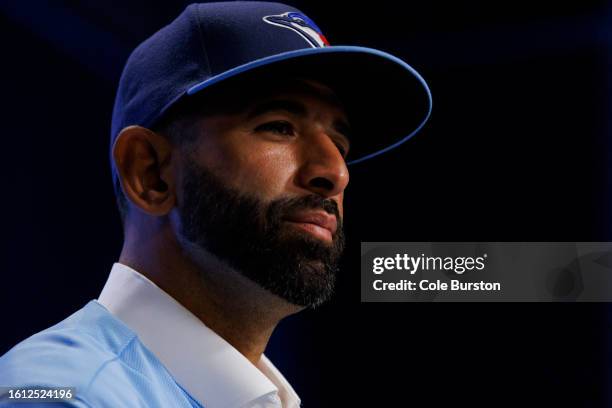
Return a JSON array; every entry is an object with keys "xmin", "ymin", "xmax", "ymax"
[{"xmin": 254, "ymin": 121, "xmax": 295, "ymax": 136}]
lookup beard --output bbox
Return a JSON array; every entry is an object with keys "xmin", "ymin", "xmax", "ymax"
[{"xmin": 176, "ymin": 157, "xmax": 345, "ymax": 308}]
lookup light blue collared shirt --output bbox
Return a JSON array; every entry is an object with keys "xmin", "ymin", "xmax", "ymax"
[{"xmin": 0, "ymin": 263, "xmax": 301, "ymax": 408}]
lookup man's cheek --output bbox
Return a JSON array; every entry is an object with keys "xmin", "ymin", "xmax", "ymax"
[{"xmin": 251, "ymin": 144, "xmax": 297, "ymax": 176}]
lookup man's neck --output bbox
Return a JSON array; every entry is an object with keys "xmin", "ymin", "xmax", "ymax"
[{"xmin": 118, "ymin": 221, "xmax": 302, "ymax": 365}]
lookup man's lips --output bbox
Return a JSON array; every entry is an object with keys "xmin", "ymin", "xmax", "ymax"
[{"xmin": 283, "ymin": 211, "xmax": 338, "ymax": 241}]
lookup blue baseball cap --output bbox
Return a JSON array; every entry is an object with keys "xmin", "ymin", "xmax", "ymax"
[{"xmin": 110, "ymin": 1, "xmax": 432, "ymax": 195}]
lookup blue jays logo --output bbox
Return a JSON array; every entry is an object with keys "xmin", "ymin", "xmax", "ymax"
[{"xmin": 263, "ymin": 12, "xmax": 330, "ymax": 48}]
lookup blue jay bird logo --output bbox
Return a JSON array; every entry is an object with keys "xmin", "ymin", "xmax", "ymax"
[{"xmin": 263, "ymin": 12, "xmax": 330, "ymax": 48}]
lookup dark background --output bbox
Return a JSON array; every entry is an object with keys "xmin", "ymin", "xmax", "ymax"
[{"xmin": 2, "ymin": 0, "xmax": 612, "ymax": 406}]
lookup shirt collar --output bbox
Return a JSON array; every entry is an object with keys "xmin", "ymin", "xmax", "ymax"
[{"xmin": 97, "ymin": 262, "xmax": 301, "ymax": 408}]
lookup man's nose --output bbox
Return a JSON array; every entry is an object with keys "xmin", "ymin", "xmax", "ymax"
[{"xmin": 296, "ymin": 130, "xmax": 350, "ymax": 198}]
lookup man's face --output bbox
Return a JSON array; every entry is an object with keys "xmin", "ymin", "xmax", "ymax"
[{"xmin": 173, "ymin": 76, "xmax": 350, "ymax": 308}]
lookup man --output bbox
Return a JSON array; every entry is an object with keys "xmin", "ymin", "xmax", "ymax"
[{"xmin": 0, "ymin": 2, "xmax": 431, "ymax": 407}]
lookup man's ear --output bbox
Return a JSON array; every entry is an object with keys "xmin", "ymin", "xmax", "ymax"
[{"xmin": 112, "ymin": 125, "xmax": 175, "ymax": 217}]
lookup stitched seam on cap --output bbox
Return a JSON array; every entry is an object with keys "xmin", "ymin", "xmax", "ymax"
[{"xmin": 190, "ymin": 4, "xmax": 212, "ymax": 77}]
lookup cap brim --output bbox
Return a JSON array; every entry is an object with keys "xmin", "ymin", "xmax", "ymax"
[{"xmin": 186, "ymin": 46, "xmax": 432, "ymax": 165}]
